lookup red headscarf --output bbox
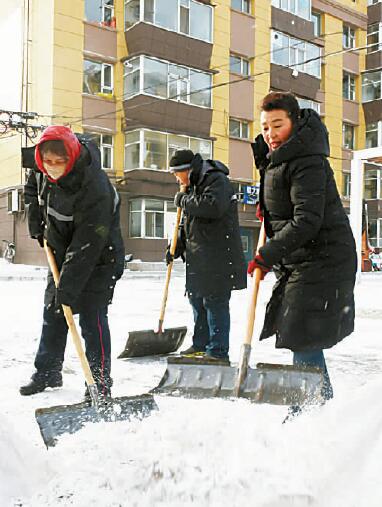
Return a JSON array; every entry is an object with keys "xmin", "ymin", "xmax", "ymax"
[{"xmin": 35, "ymin": 126, "xmax": 81, "ymax": 182}]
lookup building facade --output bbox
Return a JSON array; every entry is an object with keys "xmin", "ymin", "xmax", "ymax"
[{"xmin": 0, "ymin": 0, "xmax": 375, "ymax": 265}]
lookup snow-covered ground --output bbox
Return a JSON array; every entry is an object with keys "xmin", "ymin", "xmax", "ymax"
[{"xmin": 1, "ymin": 259, "xmax": 381, "ymax": 507}]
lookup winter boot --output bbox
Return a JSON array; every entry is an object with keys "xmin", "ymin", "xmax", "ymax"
[
  {"xmin": 180, "ymin": 345, "xmax": 205, "ymax": 357},
  {"xmin": 19, "ymin": 371, "xmax": 63, "ymax": 396}
]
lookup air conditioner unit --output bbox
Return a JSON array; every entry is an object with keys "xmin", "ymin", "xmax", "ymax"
[{"xmin": 7, "ymin": 189, "xmax": 20, "ymax": 213}]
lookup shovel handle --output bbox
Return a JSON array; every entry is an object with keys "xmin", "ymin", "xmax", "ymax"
[
  {"xmin": 158, "ymin": 205, "xmax": 183, "ymax": 332},
  {"xmin": 234, "ymin": 222, "xmax": 267, "ymax": 396},
  {"xmin": 244, "ymin": 221, "xmax": 267, "ymax": 346},
  {"xmin": 44, "ymin": 241, "xmax": 98, "ymax": 401}
]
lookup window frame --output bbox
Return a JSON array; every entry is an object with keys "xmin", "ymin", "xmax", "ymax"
[
  {"xmin": 343, "ymin": 25, "xmax": 356, "ymax": 49},
  {"xmin": 124, "ymin": 0, "xmax": 213, "ymax": 43},
  {"xmin": 362, "ymin": 71, "xmax": 382, "ymax": 102},
  {"xmin": 84, "ymin": 132, "xmax": 114, "ymax": 170},
  {"xmin": 123, "ymin": 55, "xmax": 212, "ymax": 108},
  {"xmin": 128, "ymin": 198, "xmax": 177, "ymax": 239},
  {"xmin": 296, "ymin": 97, "xmax": 321, "ymax": 114},
  {"xmin": 231, "ymin": 0, "xmax": 251, "ymax": 14},
  {"xmin": 366, "ymin": 121, "xmax": 382, "ymax": 149},
  {"xmin": 342, "ymin": 123, "xmax": 355, "ymax": 150},
  {"xmin": 343, "ymin": 72, "xmax": 356, "ymax": 101},
  {"xmin": 367, "ymin": 23, "xmax": 382, "ymax": 54},
  {"xmin": 229, "ymin": 118, "xmax": 250, "ymax": 140},
  {"xmin": 83, "ymin": 59, "xmax": 114, "ymax": 96},
  {"xmin": 271, "ymin": 30, "xmax": 321, "ymax": 78},
  {"xmin": 364, "ymin": 166, "xmax": 382, "ymax": 200},
  {"xmin": 124, "ymin": 128, "xmax": 212, "ymax": 171},
  {"xmin": 229, "ymin": 53, "xmax": 251, "ymax": 76},
  {"xmin": 271, "ymin": 0, "xmax": 311, "ymax": 21}
]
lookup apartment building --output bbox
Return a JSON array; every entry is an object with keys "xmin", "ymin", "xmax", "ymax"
[
  {"xmin": 362, "ymin": 0, "xmax": 382, "ymax": 249},
  {"xmin": 0, "ymin": 0, "xmax": 372, "ymax": 265}
]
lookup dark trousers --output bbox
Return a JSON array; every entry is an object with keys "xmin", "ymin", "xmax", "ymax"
[
  {"xmin": 293, "ymin": 350, "xmax": 333, "ymax": 400},
  {"xmin": 188, "ymin": 292, "xmax": 231, "ymax": 358},
  {"xmin": 34, "ymin": 305, "xmax": 112, "ymax": 390}
]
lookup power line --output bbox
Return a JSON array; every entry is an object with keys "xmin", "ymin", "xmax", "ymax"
[{"xmin": 35, "ymin": 28, "xmax": 346, "ymax": 123}]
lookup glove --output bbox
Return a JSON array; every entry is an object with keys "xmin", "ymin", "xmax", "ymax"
[
  {"xmin": 36, "ymin": 234, "xmax": 44, "ymax": 248},
  {"xmin": 247, "ymin": 254, "xmax": 271, "ymax": 280},
  {"xmin": 256, "ymin": 204, "xmax": 263, "ymax": 222},
  {"xmin": 174, "ymin": 191, "xmax": 187, "ymax": 208},
  {"xmin": 165, "ymin": 243, "xmax": 186, "ymax": 265}
]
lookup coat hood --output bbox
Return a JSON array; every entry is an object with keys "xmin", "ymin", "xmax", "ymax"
[
  {"xmin": 35, "ymin": 126, "xmax": 81, "ymax": 182},
  {"xmin": 251, "ymin": 109, "xmax": 330, "ymax": 168},
  {"xmin": 190, "ymin": 154, "xmax": 229, "ymax": 186}
]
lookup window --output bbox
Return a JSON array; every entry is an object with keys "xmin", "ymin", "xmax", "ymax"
[
  {"xmin": 125, "ymin": 0, "xmax": 213, "ymax": 42},
  {"xmin": 366, "ymin": 122, "xmax": 380, "ymax": 148},
  {"xmin": 85, "ymin": 0, "xmax": 114, "ymax": 26},
  {"xmin": 123, "ymin": 56, "xmax": 212, "ymax": 108},
  {"xmin": 129, "ymin": 199, "xmax": 177, "ymax": 238},
  {"xmin": 271, "ymin": 0, "xmax": 311, "ymax": 21},
  {"xmin": 229, "ymin": 118, "xmax": 249, "ymax": 139},
  {"xmin": 271, "ymin": 31, "xmax": 321, "ymax": 78},
  {"xmin": 124, "ymin": 129, "xmax": 212, "ymax": 171},
  {"xmin": 83, "ymin": 60, "xmax": 113, "ymax": 95},
  {"xmin": 369, "ymin": 218, "xmax": 382, "ymax": 248},
  {"xmin": 368, "ymin": 0, "xmax": 381, "ymax": 5},
  {"xmin": 342, "ymin": 123, "xmax": 355, "ymax": 150},
  {"xmin": 231, "ymin": 0, "xmax": 251, "ymax": 14},
  {"xmin": 85, "ymin": 132, "xmax": 114, "ymax": 170},
  {"xmin": 311, "ymin": 12, "xmax": 321, "ymax": 37},
  {"xmin": 343, "ymin": 25, "xmax": 355, "ymax": 49},
  {"xmin": 230, "ymin": 54, "xmax": 250, "ymax": 76},
  {"xmin": 367, "ymin": 23, "xmax": 382, "ymax": 54},
  {"xmin": 364, "ymin": 167, "xmax": 382, "ymax": 199},
  {"xmin": 296, "ymin": 97, "xmax": 321, "ymax": 114},
  {"xmin": 362, "ymin": 71, "xmax": 382, "ymax": 102},
  {"xmin": 342, "ymin": 172, "xmax": 351, "ymax": 198},
  {"xmin": 343, "ymin": 73, "xmax": 356, "ymax": 101}
]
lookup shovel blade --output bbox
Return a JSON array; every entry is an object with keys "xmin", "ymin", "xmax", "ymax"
[
  {"xmin": 35, "ymin": 394, "xmax": 157, "ymax": 448},
  {"xmin": 118, "ymin": 327, "xmax": 187, "ymax": 358},
  {"xmin": 153, "ymin": 362, "xmax": 324, "ymax": 406}
]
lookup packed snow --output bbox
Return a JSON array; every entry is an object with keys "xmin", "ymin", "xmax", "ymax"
[{"xmin": 1, "ymin": 259, "xmax": 381, "ymax": 507}]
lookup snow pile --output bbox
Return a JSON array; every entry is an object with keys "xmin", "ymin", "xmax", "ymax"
[{"xmin": 0, "ymin": 268, "xmax": 381, "ymax": 506}]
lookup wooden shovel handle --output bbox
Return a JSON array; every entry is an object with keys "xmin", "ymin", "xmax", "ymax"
[
  {"xmin": 244, "ymin": 222, "xmax": 267, "ymax": 346},
  {"xmin": 158, "ymin": 205, "xmax": 183, "ymax": 331},
  {"xmin": 44, "ymin": 241, "xmax": 96, "ymax": 388}
]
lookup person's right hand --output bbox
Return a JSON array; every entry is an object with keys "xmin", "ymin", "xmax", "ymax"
[
  {"xmin": 247, "ymin": 254, "xmax": 271, "ymax": 280},
  {"xmin": 256, "ymin": 204, "xmax": 263, "ymax": 222},
  {"xmin": 165, "ymin": 245, "xmax": 174, "ymax": 265}
]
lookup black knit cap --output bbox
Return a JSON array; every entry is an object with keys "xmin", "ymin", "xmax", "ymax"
[{"xmin": 169, "ymin": 149, "xmax": 194, "ymax": 172}]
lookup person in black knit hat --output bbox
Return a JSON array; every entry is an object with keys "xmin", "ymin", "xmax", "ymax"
[{"xmin": 167, "ymin": 149, "xmax": 247, "ymax": 364}]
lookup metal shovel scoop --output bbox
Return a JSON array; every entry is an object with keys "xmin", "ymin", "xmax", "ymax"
[
  {"xmin": 35, "ymin": 243, "xmax": 157, "ymax": 447},
  {"xmin": 153, "ymin": 223, "xmax": 325, "ymax": 406},
  {"xmin": 118, "ymin": 203, "xmax": 187, "ymax": 358}
]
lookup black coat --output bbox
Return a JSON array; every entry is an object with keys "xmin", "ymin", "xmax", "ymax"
[
  {"xmin": 177, "ymin": 157, "xmax": 247, "ymax": 297},
  {"xmin": 251, "ymin": 109, "xmax": 357, "ymax": 352},
  {"xmin": 24, "ymin": 139, "xmax": 125, "ymax": 313}
]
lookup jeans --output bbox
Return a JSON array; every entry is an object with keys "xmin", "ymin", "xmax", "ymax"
[
  {"xmin": 293, "ymin": 349, "xmax": 333, "ymax": 401},
  {"xmin": 188, "ymin": 292, "xmax": 231, "ymax": 358},
  {"xmin": 34, "ymin": 305, "xmax": 112, "ymax": 391}
]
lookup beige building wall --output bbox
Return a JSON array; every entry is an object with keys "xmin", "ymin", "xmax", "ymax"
[
  {"xmin": 253, "ymin": 0, "xmax": 271, "ymax": 183},
  {"xmin": 114, "ymin": 0, "xmax": 127, "ymax": 179},
  {"xmin": 210, "ymin": 0, "xmax": 230, "ymax": 165}
]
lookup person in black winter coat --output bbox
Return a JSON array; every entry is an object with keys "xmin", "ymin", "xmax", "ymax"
[
  {"xmin": 250, "ymin": 92, "xmax": 357, "ymax": 403},
  {"xmin": 19, "ymin": 126, "xmax": 125, "ymax": 399},
  {"xmin": 168, "ymin": 149, "xmax": 247, "ymax": 363}
]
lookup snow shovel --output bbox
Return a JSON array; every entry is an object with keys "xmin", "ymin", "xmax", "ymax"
[
  {"xmin": 118, "ymin": 202, "xmax": 187, "ymax": 359},
  {"xmin": 153, "ymin": 223, "xmax": 325, "ymax": 406},
  {"xmin": 35, "ymin": 242, "xmax": 157, "ymax": 448}
]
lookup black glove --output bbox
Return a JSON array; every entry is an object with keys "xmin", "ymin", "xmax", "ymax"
[
  {"xmin": 36, "ymin": 234, "xmax": 44, "ymax": 248},
  {"xmin": 174, "ymin": 191, "xmax": 187, "ymax": 208},
  {"xmin": 165, "ymin": 243, "xmax": 185, "ymax": 265}
]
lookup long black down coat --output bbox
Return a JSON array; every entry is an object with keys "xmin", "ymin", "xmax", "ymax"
[
  {"xmin": 251, "ymin": 109, "xmax": 357, "ymax": 352},
  {"xmin": 177, "ymin": 156, "xmax": 247, "ymax": 297},
  {"xmin": 24, "ymin": 138, "xmax": 125, "ymax": 314}
]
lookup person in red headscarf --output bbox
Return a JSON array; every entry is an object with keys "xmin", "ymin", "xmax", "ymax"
[{"xmin": 20, "ymin": 126, "xmax": 125, "ymax": 401}]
